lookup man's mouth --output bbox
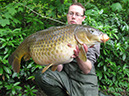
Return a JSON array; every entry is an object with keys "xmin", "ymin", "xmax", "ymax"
[{"xmin": 70, "ymin": 21, "xmax": 76, "ymax": 24}]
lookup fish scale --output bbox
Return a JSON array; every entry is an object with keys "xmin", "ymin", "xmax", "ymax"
[
  {"xmin": 8, "ymin": 24, "xmax": 109, "ymax": 73},
  {"xmin": 30, "ymin": 26, "xmax": 76, "ymax": 65}
]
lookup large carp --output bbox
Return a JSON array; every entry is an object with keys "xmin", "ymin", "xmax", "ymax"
[{"xmin": 8, "ymin": 24, "xmax": 109, "ymax": 73}]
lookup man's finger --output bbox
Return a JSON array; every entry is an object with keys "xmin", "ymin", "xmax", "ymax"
[{"xmin": 83, "ymin": 44, "xmax": 88, "ymax": 53}]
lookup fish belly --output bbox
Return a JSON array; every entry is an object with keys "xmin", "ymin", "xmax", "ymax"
[{"xmin": 30, "ymin": 41, "xmax": 76, "ymax": 65}]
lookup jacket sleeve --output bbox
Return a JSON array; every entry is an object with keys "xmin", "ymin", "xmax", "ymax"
[{"xmin": 86, "ymin": 43, "xmax": 100, "ymax": 65}]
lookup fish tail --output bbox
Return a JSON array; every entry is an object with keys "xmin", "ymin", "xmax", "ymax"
[
  {"xmin": 8, "ymin": 42, "xmax": 29, "ymax": 73},
  {"xmin": 8, "ymin": 53, "xmax": 21, "ymax": 73}
]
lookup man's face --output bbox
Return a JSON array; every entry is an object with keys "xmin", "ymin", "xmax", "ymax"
[{"xmin": 67, "ymin": 5, "xmax": 85, "ymax": 25}]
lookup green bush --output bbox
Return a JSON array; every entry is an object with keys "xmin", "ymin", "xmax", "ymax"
[
  {"xmin": 0, "ymin": 0, "xmax": 69, "ymax": 95},
  {"xmin": 0, "ymin": 0, "xmax": 128, "ymax": 96},
  {"xmin": 0, "ymin": 1, "xmax": 42, "ymax": 95},
  {"xmin": 84, "ymin": 1, "xmax": 129, "ymax": 95}
]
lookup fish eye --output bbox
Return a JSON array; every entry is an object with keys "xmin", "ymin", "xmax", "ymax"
[{"xmin": 90, "ymin": 29, "xmax": 94, "ymax": 33}]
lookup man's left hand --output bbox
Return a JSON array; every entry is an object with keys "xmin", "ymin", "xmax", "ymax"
[{"xmin": 72, "ymin": 44, "xmax": 88, "ymax": 58}]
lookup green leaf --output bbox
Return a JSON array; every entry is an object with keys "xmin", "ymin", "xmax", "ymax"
[
  {"xmin": 113, "ymin": 34, "xmax": 119, "ymax": 40},
  {"xmin": 3, "ymin": 66, "xmax": 12, "ymax": 74},
  {"xmin": 15, "ymin": 86, "xmax": 22, "ymax": 90},
  {"xmin": 0, "ymin": 19, "xmax": 10, "ymax": 27},
  {"xmin": 103, "ymin": 65, "xmax": 107, "ymax": 71},
  {"xmin": 12, "ymin": 72, "xmax": 18, "ymax": 78},
  {"xmin": 111, "ymin": 72, "xmax": 116, "ymax": 76},
  {"xmin": 12, "ymin": 88, "xmax": 16, "ymax": 95},
  {"xmin": 111, "ymin": 3, "xmax": 123, "ymax": 12},
  {"xmin": 0, "ymin": 38, "xmax": 6, "ymax": 42},
  {"xmin": 8, "ymin": 41, "xmax": 15, "ymax": 47},
  {"xmin": 122, "ymin": 53, "xmax": 126, "ymax": 61},
  {"xmin": 0, "ymin": 67, "xmax": 3, "ymax": 75},
  {"xmin": 13, "ymin": 18, "xmax": 21, "ymax": 24},
  {"xmin": 27, "ymin": 76, "xmax": 35, "ymax": 80},
  {"xmin": 8, "ymin": 8, "xmax": 17, "ymax": 15},
  {"xmin": 4, "ymin": 47, "xmax": 9, "ymax": 54},
  {"xmin": 4, "ymin": 13, "xmax": 12, "ymax": 19},
  {"xmin": 14, "ymin": 82, "xmax": 20, "ymax": 86},
  {"xmin": 18, "ymin": 7, "xmax": 24, "ymax": 12},
  {"xmin": 97, "ymin": 70, "xmax": 102, "ymax": 80},
  {"xmin": 27, "ymin": 62, "xmax": 34, "ymax": 68},
  {"xmin": 99, "ymin": 9, "xmax": 103, "ymax": 14},
  {"xmin": 0, "ymin": 81, "xmax": 2, "ymax": 85},
  {"xmin": 0, "ymin": 42, "xmax": 7, "ymax": 49},
  {"xmin": 123, "ymin": 64, "xmax": 127, "ymax": 70},
  {"xmin": 3, "ymin": 54, "xmax": 9, "ymax": 60},
  {"xmin": 32, "ymin": 89, "xmax": 38, "ymax": 93},
  {"xmin": 5, "ymin": 85, "xmax": 12, "ymax": 89},
  {"xmin": 5, "ymin": 73, "xmax": 10, "ymax": 79}
]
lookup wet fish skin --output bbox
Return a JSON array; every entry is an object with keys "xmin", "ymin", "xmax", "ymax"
[{"xmin": 8, "ymin": 24, "xmax": 109, "ymax": 73}]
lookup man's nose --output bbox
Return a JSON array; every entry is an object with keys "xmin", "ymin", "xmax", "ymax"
[{"xmin": 72, "ymin": 14, "xmax": 76, "ymax": 18}]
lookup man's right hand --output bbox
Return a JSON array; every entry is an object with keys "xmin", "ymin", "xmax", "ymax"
[{"xmin": 57, "ymin": 64, "xmax": 63, "ymax": 72}]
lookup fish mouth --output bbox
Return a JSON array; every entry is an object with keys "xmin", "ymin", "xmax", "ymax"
[{"xmin": 100, "ymin": 34, "xmax": 109, "ymax": 43}]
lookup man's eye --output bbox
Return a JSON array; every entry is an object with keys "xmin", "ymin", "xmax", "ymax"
[
  {"xmin": 76, "ymin": 14, "xmax": 80, "ymax": 16},
  {"xmin": 70, "ymin": 12, "xmax": 73, "ymax": 15}
]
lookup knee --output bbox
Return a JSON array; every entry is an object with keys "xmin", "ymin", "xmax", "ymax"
[
  {"xmin": 34, "ymin": 69, "xmax": 54, "ymax": 86},
  {"xmin": 34, "ymin": 69, "xmax": 44, "ymax": 85}
]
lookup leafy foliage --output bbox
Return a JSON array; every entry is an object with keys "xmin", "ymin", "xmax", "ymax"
[
  {"xmin": 0, "ymin": 0, "xmax": 129, "ymax": 96},
  {"xmin": 84, "ymin": 0, "xmax": 129, "ymax": 95}
]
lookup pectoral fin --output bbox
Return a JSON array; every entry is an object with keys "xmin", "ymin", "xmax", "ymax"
[
  {"xmin": 51, "ymin": 65, "xmax": 58, "ymax": 71},
  {"xmin": 24, "ymin": 54, "xmax": 31, "ymax": 61},
  {"xmin": 42, "ymin": 63, "xmax": 54, "ymax": 73},
  {"xmin": 78, "ymin": 45, "xmax": 87, "ymax": 62},
  {"xmin": 75, "ymin": 31, "xmax": 89, "ymax": 44}
]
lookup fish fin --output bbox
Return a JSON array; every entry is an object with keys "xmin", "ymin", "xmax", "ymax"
[
  {"xmin": 8, "ymin": 41, "xmax": 29, "ymax": 73},
  {"xmin": 24, "ymin": 54, "xmax": 31, "ymax": 61},
  {"xmin": 75, "ymin": 31, "xmax": 87, "ymax": 44},
  {"xmin": 42, "ymin": 63, "xmax": 54, "ymax": 73},
  {"xmin": 51, "ymin": 65, "xmax": 58, "ymax": 71},
  {"xmin": 8, "ymin": 53, "xmax": 22, "ymax": 73},
  {"xmin": 12, "ymin": 57, "xmax": 21, "ymax": 73},
  {"xmin": 8, "ymin": 51, "xmax": 29, "ymax": 73},
  {"xmin": 78, "ymin": 45, "xmax": 87, "ymax": 62}
]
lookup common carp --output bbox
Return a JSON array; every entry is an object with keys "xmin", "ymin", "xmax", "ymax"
[{"xmin": 8, "ymin": 24, "xmax": 109, "ymax": 73}]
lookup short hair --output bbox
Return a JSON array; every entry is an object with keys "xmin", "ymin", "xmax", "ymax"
[{"xmin": 70, "ymin": 3, "xmax": 86, "ymax": 16}]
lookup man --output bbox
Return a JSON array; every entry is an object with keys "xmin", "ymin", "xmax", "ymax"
[{"xmin": 34, "ymin": 3, "xmax": 100, "ymax": 96}]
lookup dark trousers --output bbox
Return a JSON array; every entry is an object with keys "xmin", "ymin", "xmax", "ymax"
[{"xmin": 34, "ymin": 68, "xmax": 98, "ymax": 96}]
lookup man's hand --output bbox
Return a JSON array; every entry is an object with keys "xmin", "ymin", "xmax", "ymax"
[
  {"xmin": 57, "ymin": 44, "xmax": 90, "ymax": 73},
  {"xmin": 73, "ymin": 44, "xmax": 92, "ymax": 74},
  {"xmin": 72, "ymin": 44, "xmax": 88, "ymax": 59},
  {"xmin": 57, "ymin": 64, "xmax": 63, "ymax": 72}
]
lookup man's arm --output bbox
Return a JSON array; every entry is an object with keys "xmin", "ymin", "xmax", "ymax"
[
  {"xmin": 57, "ymin": 44, "xmax": 100, "ymax": 73},
  {"xmin": 76, "ymin": 58, "xmax": 92, "ymax": 74},
  {"xmin": 74, "ymin": 43, "xmax": 100, "ymax": 74},
  {"xmin": 57, "ymin": 49, "xmax": 92, "ymax": 74},
  {"xmin": 74, "ymin": 44, "xmax": 92, "ymax": 74}
]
